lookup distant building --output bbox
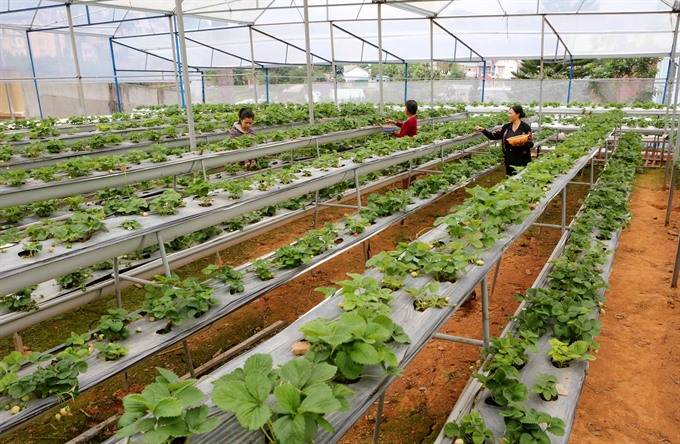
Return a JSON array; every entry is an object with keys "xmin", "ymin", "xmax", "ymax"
[
  {"xmin": 344, "ymin": 65, "xmax": 371, "ymax": 82},
  {"xmin": 462, "ymin": 60, "xmax": 520, "ymax": 79}
]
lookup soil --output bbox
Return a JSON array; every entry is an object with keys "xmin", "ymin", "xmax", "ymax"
[
  {"xmin": 0, "ymin": 166, "xmax": 593, "ymax": 443},
  {"xmin": 571, "ymin": 169, "xmax": 680, "ymax": 444}
]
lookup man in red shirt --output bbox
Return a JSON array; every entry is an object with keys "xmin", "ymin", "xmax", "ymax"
[{"xmin": 387, "ymin": 99, "xmax": 418, "ymax": 138}]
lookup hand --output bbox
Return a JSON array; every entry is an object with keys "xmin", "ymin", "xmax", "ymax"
[
  {"xmin": 474, "ymin": 126, "xmax": 485, "ymax": 133},
  {"xmin": 386, "ymin": 119, "xmax": 396, "ymax": 125}
]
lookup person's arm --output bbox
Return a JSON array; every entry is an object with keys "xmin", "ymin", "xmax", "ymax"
[
  {"xmin": 395, "ymin": 120, "xmax": 404, "ymax": 128},
  {"xmin": 482, "ymin": 127, "xmax": 504, "ymax": 140}
]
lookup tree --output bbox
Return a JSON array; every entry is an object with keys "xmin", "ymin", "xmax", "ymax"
[{"xmin": 513, "ymin": 58, "xmax": 659, "ymax": 79}]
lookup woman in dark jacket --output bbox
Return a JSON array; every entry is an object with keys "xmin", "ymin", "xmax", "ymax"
[{"xmin": 475, "ymin": 105, "xmax": 533, "ymax": 175}]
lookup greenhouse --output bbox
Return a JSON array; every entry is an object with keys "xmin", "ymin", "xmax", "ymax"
[{"xmin": 0, "ymin": 0, "xmax": 679, "ymax": 443}]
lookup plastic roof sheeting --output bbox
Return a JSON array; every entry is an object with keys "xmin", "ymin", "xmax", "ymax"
[{"xmin": 0, "ymin": 0, "xmax": 679, "ymax": 69}]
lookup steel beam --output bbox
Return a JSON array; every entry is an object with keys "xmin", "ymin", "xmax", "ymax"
[{"xmin": 175, "ymin": 0, "xmax": 197, "ymax": 151}]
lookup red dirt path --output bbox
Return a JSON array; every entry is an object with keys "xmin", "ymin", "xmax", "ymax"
[{"xmin": 571, "ymin": 170, "xmax": 680, "ymax": 444}]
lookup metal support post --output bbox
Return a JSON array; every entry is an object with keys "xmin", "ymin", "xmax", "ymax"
[
  {"xmin": 590, "ymin": 158, "xmax": 595, "ymax": 187},
  {"xmin": 265, "ymin": 68, "xmax": 270, "ymax": 103},
  {"xmin": 248, "ymin": 26, "xmax": 258, "ymax": 104},
  {"xmin": 666, "ymin": 136, "xmax": 679, "ymax": 226},
  {"xmin": 433, "ymin": 333, "xmax": 484, "ymax": 347},
  {"xmin": 174, "ymin": 0, "xmax": 197, "ymax": 151},
  {"xmin": 173, "ymin": 18, "xmax": 187, "ymax": 109},
  {"xmin": 168, "ymin": 15, "xmax": 183, "ymax": 107},
  {"xmin": 156, "ymin": 232, "xmax": 172, "ymax": 278},
  {"xmin": 25, "ymin": 31, "xmax": 43, "ymax": 119},
  {"xmin": 372, "ymin": 393, "xmax": 385, "ymax": 444},
  {"xmin": 404, "ymin": 63, "xmax": 409, "ymax": 102},
  {"xmin": 13, "ymin": 333, "xmax": 24, "ymax": 353},
  {"xmin": 303, "ymin": 0, "xmax": 315, "ymax": 123},
  {"xmin": 112, "ymin": 257, "xmax": 122, "ymax": 308},
  {"xmin": 66, "ymin": 3, "xmax": 87, "ymax": 115},
  {"xmin": 490, "ymin": 256, "xmax": 502, "ymax": 297},
  {"xmin": 481, "ymin": 275, "xmax": 490, "ymax": 348},
  {"xmin": 313, "ymin": 190, "xmax": 320, "ymax": 228},
  {"xmin": 561, "ymin": 186, "xmax": 567, "ymax": 234},
  {"xmin": 538, "ymin": 16, "xmax": 545, "ymax": 129},
  {"xmin": 108, "ymin": 38, "xmax": 123, "ymax": 112},
  {"xmin": 354, "ymin": 169, "xmax": 362, "ymax": 209},
  {"xmin": 672, "ymin": 234, "xmax": 680, "ymax": 288},
  {"xmin": 377, "ymin": 3, "xmax": 384, "ymax": 114},
  {"xmin": 665, "ymin": 14, "xmax": 680, "ymax": 106},
  {"xmin": 330, "ymin": 24, "xmax": 339, "ymax": 106},
  {"xmin": 566, "ymin": 57, "xmax": 574, "ymax": 104},
  {"xmin": 665, "ymin": 58, "xmax": 680, "ymax": 188},
  {"xmin": 182, "ymin": 340, "xmax": 196, "ymax": 377},
  {"xmin": 481, "ymin": 60, "xmax": 487, "ymax": 102},
  {"xmin": 200, "ymin": 71, "xmax": 206, "ymax": 103},
  {"xmin": 429, "ymin": 18, "xmax": 434, "ymax": 107}
]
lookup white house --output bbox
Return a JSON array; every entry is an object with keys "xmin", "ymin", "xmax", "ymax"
[{"xmin": 344, "ymin": 65, "xmax": 371, "ymax": 82}]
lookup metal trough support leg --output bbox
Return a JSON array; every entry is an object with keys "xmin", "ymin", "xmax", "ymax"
[
  {"xmin": 672, "ymin": 233, "xmax": 680, "ymax": 288},
  {"xmin": 315, "ymin": 139, "xmax": 320, "ymax": 158},
  {"xmin": 561, "ymin": 186, "xmax": 568, "ymax": 234},
  {"xmin": 490, "ymin": 255, "xmax": 502, "ymax": 297},
  {"xmin": 113, "ymin": 257, "xmax": 122, "ymax": 308},
  {"xmin": 156, "ymin": 233, "xmax": 172, "ymax": 278},
  {"xmin": 372, "ymin": 393, "xmax": 385, "ymax": 444},
  {"xmin": 13, "ymin": 333, "xmax": 24, "ymax": 353},
  {"xmin": 313, "ymin": 190, "xmax": 320, "ymax": 228},
  {"xmin": 590, "ymin": 158, "xmax": 595, "ymax": 188},
  {"xmin": 481, "ymin": 275, "xmax": 490, "ymax": 348},
  {"xmin": 354, "ymin": 169, "xmax": 362, "ymax": 210},
  {"xmin": 182, "ymin": 340, "xmax": 196, "ymax": 377}
]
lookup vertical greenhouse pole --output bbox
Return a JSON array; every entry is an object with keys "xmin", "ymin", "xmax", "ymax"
[
  {"xmin": 66, "ymin": 3, "xmax": 87, "ymax": 115},
  {"xmin": 377, "ymin": 2, "xmax": 384, "ymax": 114},
  {"xmin": 4, "ymin": 82, "xmax": 15, "ymax": 121},
  {"xmin": 404, "ymin": 63, "xmax": 409, "ymax": 102},
  {"xmin": 566, "ymin": 57, "xmax": 574, "ymax": 104},
  {"xmin": 429, "ymin": 18, "xmax": 434, "ymax": 107},
  {"xmin": 25, "ymin": 31, "xmax": 43, "ymax": 119},
  {"xmin": 538, "ymin": 16, "xmax": 545, "ymax": 129},
  {"xmin": 303, "ymin": 0, "xmax": 315, "ymax": 123},
  {"xmin": 404, "ymin": 63, "xmax": 408, "ymax": 103},
  {"xmin": 174, "ymin": 0, "xmax": 197, "ymax": 150},
  {"xmin": 108, "ymin": 38, "xmax": 123, "ymax": 112},
  {"xmin": 329, "ymin": 22, "xmax": 338, "ymax": 106},
  {"xmin": 265, "ymin": 68, "xmax": 270, "ymax": 103},
  {"xmin": 664, "ymin": 14, "xmax": 680, "ymax": 187},
  {"xmin": 169, "ymin": 15, "xmax": 183, "ymax": 106},
  {"xmin": 249, "ymin": 26, "xmax": 258, "ymax": 104},
  {"xmin": 481, "ymin": 60, "xmax": 486, "ymax": 102}
]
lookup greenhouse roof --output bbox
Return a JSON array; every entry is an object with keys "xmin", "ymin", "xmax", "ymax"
[{"xmin": 2, "ymin": 0, "xmax": 680, "ymax": 68}]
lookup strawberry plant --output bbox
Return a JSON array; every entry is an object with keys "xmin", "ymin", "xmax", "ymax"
[
  {"xmin": 121, "ymin": 219, "xmax": 142, "ymax": 231},
  {"xmin": 366, "ymin": 251, "xmax": 411, "ymax": 290},
  {"xmin": 30, "ymin": 199, "xmax": 59, "ymax": 218},
  {"xmin": 405, "ymin": 282, "xmax": 449, "ymax": 311},
  {"xmin": 500, "ymin": 404, "xmax": 565, "ymax": 444},
  {"xmin": 484, "ymin": 336, "xmax": 534, "ymax": 371},
  {"xmin": 142, "ymin": 275, "xmax": 215, "ymax": 324},
  {"xmin": 212, "ymin": 354, "xmax": 352, "ymax": 444},
  {"xmin": 57, "ymin": 268, "xmax": 92, "ymax": 290},
  {"xmin": 443, "ymin": 411, "xmax": 494, "ymax": 444},
  {"xmin": 334, "ymin": 273, "xmax": 393, "ymax": 314},
  {"xmin": 345, "ymin": 215, "xmax": 371, "ymax": 235},
  {"xmin": 95, "ymin": 342, "xmax": 128, "ymax": 361},
  {"xmin": 202, "ymin": 264, "xmax": 244, "ymax": 294},
  {"xmin": 183, "ymin": 177, "xmax": 211, "ymax": 198},
  {"xmin": 251, "ymin": 259, "xmax": 274, "ymax": 280},
  {"xmin": 150, "ymin": 190, "xmax": 184, "ymax": 216},
  {"xmin": 0, "ymin": 351, "xmax": 48, "ymax": 397},
  {"xmin": 2, "ymin": 169, "xmax": 28, "ymax": 187},
  {"xmin": 116, "ymin": 368, "xmax": 218, "ymax": 443},
  {"xmin": 0, "ymin": 286, "xmax": 38, "ymax": 312},
  {"xmin": 18, "ymin": 241, "xmax": 42, "ymax": 258},
  {"xmin": 8, "ymin": 352, "xmax": 88, "ymax": 400},
  {"xmin": 547, "ymin": 338, "xmax": 595, "ymax": 368},
  {"xmin": 301, "ymin": 309, "xmax": 409, "ymax": 381},
  {"xmin": 474, "ymin": 365, "xmax": 527, "ymax": 407},
  {"xmin": 51, "ymin": 210, "xmax": 106, "ymax": 244},
  {"xmin": 104, "ymin": 196, "xmax": 148, "ymax": 216},
  {"xmin": 97, "ymin": 308, "xmax": 138, "ymax": 341},
  {"xmin": 532, "ymin": 373, "xmax": 558, "ymax": 401},
  {"xmin": 1, "ymin": 206, "xmax": 25, "ymax": 224}
]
